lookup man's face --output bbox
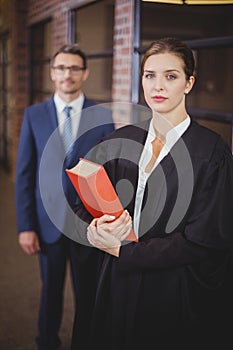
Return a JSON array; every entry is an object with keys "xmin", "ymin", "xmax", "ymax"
[{"xmin": 50, "ymin": 53, "xmax": 89, "ymax": 100}]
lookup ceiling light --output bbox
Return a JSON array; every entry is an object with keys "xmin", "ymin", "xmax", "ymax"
[
  {"xmin": 185, "ymin": 0, "xmax": 233, "ymax": 4},
  {"xmin": 142, "ymin": 0, "xmax": 183, "ymax": 3},
  {"xmin": 142, "ymin": 0, "xmax": 233, "ymax": 4}
]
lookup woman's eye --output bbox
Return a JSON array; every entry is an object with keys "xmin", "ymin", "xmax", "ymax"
[
  {"xmin": 145, "ymin": 73, "xmax": 155, "ymax": 79},
  {"xmin": 167, "ymin": 74, "xmax": 176, "ymax": 80}
]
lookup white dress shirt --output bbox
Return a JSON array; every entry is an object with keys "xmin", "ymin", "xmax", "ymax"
[
  {"xmin": 54, "ymin": 92, "xmax": 84, "ymax": 140},
  {"xmin": 133, "ymin": 116, "xmax": 191, "ymax": 236}
]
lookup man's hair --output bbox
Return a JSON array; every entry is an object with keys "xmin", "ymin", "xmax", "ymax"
[{"xmin": 51, "ymin": 44, "xmax": 87, "ymax": 69}]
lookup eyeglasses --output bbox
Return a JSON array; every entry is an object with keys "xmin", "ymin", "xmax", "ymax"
[{"xmin": 52, "ymin": 65, "xmax": 85, "ymax": 74}]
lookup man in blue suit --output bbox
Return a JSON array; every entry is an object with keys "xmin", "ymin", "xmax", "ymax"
[{"xmin": 15, "ymin": 44, "xmax": 115, "ymax": 350}]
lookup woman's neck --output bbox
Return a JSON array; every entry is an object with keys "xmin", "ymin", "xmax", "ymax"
[{"xmin": 152, "ymin": 109, "xmax": 188, "ymax": 137}]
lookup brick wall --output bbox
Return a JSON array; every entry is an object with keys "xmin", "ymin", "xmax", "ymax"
[
  {"xmin": 10, "ymin": 0, "xmax": 29, "ymax": 178},
  {"xmin": 112, "ymin": 0, "xmax": 134, "ymax": 103},
  {"xmin": 9, "ymin": 0, "xmax": 81, "ymax": 179},
  {"xmin": 7, "ymin": 0, "xmax": 136, "ymax": 178},
  {"xmin": 1, "ymin": 0, "xmax": 232, "ymax": 181},
  {"xmin": 28, "ymin": 0, "xmax": 70, "ymax": 52}
]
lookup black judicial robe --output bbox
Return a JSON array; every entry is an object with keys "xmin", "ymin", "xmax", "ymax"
[{"xmin": 74, "ymin": 119, "xmax": 233, "ymax": 350}]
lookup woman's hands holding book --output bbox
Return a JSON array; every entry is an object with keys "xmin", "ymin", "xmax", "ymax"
[{"xmin": 87, "ymin": 210, "xmax": 132, "ymax": 257}]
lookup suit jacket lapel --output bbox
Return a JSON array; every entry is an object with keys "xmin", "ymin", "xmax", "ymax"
[
  {"xmin": 139, "ymin": 122, "xmax": 194, "ymax": 238},
  {"xmin": 44, "ymin": 97, "xmax": 66, "ymax": 160},
  {"xmin": 117, "ymin": 121, "xmax": 150, "ymax": 216},
  {"xmin": 45, "ymin": 97, "xmax": 59, "ymax": 131},
  {"xmin": 76, "ymin": 98, "xmax": 97, "ymax": 139}
]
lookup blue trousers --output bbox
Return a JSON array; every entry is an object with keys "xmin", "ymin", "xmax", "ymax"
[
  {"xmin": 36, "ymin": 235, "xmax": 103, "ymax": 350},
  {"xmin": 36, "ymin": 235, "xmax": 74, "ymax": 350}
]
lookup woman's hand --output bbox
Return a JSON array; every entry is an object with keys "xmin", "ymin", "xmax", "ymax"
[{"xmin": 87, "ymin": 210, "xmax": 132, "ymax": 257}]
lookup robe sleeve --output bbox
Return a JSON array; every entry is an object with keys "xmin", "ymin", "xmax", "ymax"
[
  {"xmin": 119, "ymin": 138, "xmax": 233, "ymax": 271},
  {"xmin": 184, "ymin": 137, "xmax": 233, "ymax": 249}
]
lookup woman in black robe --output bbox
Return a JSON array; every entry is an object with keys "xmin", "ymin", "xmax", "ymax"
[{"xmin": 74, "ymin": 38, "xmax": 233, "ymax": 350}]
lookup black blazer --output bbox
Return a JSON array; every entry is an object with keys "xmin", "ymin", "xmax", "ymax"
[{"xmin": 75, "ymin": 118, "xmax": 233, "ymax": 349}]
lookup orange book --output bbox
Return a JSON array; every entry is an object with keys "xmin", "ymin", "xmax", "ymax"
[{"xmin": 66, "ymin": 158, "xmax": 138, "ymax": 242}]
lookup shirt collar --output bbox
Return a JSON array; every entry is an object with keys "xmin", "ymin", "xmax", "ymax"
[
  {"xmin": 148, "ymin": 115, "xmax": 191, "ymax": 146},
  {"xmin": 166, "ymin": 115, "xmax": 190, "ymax": 147},
  {"xmin": 54, "ymin": 93, "xmax": 85, "ymax": 114}
]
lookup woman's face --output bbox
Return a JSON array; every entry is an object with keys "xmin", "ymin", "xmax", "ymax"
[{"xmin": 142, "ymin": 52, "xmax": 194, "ymax": 120}]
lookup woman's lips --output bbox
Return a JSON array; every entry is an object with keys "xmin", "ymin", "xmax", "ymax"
[{"xmin": 152, "ymin": 96, "xmax": 167, "ymax": 102}]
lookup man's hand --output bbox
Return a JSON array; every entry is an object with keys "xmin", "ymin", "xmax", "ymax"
[{"xmin": 18, "ymin": 231, "xmax": 40, "ymax": 255}]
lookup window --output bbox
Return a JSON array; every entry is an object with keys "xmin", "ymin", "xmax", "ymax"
[
  {"xmin": 0, "ymin": 32, "xmax": 12, "ymax": 170},
  {"xmin": 29, "ymin": 20, "xmax": 52, "ymax": 104},
  {"xmin": 135, "ymin": 1, "xmax": 233, "ymax": 146},
  {"xmin": 74, "ymin": 0, "xmax": 114, "ymax": 102}
]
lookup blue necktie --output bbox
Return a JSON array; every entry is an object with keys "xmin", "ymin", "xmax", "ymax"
[{"xmin": 63, "ymin": 106, "xmax": 73, "ymax": 156}]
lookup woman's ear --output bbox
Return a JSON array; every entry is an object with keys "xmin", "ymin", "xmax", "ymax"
[{"xmin": 185, "ymin": 75, "xmax": 195, "ymax": 94}]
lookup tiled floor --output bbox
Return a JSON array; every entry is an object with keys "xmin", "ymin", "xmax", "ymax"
[{"xmin": 0, "ymin": 168, "xmax": 74, "ymax": 350}]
